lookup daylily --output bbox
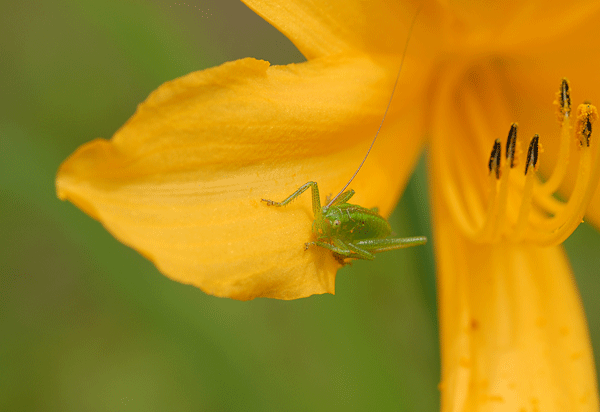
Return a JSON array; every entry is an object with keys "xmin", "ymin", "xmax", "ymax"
[{"xmin": 56, "ymin": 0, "xmax": 600, "ymax": 410}]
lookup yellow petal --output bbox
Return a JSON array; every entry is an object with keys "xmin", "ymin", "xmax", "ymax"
[
  {"xmin": 242, "ymin": 0, "xmax": 425, "ymax": 59},
  {"xmin": 432, "ymin": 181, "xmax": 599, "ymax": 411},
  {"xmin": 56, "ymin": 54, "xmax": 429, "ymax": 300}
]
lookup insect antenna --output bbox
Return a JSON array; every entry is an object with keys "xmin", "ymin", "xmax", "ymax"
[{"xmin": 326, "ymin": 7, "xmax": 422, "ymax": 208}]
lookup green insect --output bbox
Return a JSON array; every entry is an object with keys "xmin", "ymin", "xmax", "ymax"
[
  {"xmin": 262, "ymin": 182, "xmax": 426, "ymax": 262},
  {"xmin": 261, "ymin": 9, "xmax": 426, "ymax": 263}
]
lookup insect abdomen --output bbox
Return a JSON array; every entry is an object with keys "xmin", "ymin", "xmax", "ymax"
[{"xmin": 338, "ymin": 205, "xmax": 391, "ymax": 240}]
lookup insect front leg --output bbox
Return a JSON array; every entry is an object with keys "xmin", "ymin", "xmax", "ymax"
[
  {"xmin": 329, "ymin": 189, "xmax": 355, "ymax": 206},
  {"xmin": 354, "ymin": 237, "xmax": 427, "ymax": 254},
  {"xmin": 262, "ymin": 181, "xmax": 322, "ymax": 217}
]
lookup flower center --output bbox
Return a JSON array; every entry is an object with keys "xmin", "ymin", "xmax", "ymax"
[{"xmin": 447, "ymin": 79, "xmax": 599, "ymax": 245}]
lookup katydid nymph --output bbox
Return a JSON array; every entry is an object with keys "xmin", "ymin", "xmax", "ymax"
[{"xmin": 261, "ymin": 9, "xmax": 426, "ymax": 263}]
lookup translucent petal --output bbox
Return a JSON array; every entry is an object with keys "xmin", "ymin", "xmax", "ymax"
[
  {"xmin": 434, "ymin": 0, "xmax": 600, "ymax": 54},
  {"xmin": 242, "ymin": 0, "xmax": 428, "ymax": 59}
]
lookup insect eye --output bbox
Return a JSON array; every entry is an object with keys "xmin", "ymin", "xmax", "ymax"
[{"xmin": 333, "ymin": 219, "xmax": 341, "ymax": 227}]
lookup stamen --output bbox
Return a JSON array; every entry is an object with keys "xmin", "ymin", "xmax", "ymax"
[
  {"xmin": 539, "ymin": 79, "xmax": 572, "ymax": 195},
  {"xmin": 488, "ymin": 139, "xmax": 502, "ymax": 179},
  {"xmin": 513, "ymin": 162, "xmax": 537, "ymax": 241},
  {"xmin": 509, "ymin": 135, "xmax": 540, "ymax": 241},
  {"xmin": 483, "ymin": 134, "xmax": 512, "ymax": 242},
  {"xmin": 525, "ymin": 134, "xmax": 539, "ymax": 175},
  {"xmin": 532, "ymin": 103, "xmax": 599, "ymax": 245},
  {"xmin": 576, "ymin": 103, "xmax": 598, "ymax": 147},
  {"xmin": 555, "ymin": 78, "xmax": 571, "ymax": 123},
  {"xmin": 505, "ymin": 123, "xmax": 518, "ymax": 168}
]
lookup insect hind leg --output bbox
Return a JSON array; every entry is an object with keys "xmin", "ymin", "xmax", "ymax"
[
  {"xmin": 354, "ymin": 237, "xmax": 427, "ymax": 253},
  {"xmin": 306, "ymin": 239, "xmax": 375, "ymax": 261}
]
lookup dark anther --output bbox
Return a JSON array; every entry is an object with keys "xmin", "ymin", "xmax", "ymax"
[
  {"xmin": 583, "ymin": 118, "xmax": 592, "ymax": 147},
  {"xmin": 525, "ymin": 134, "xmax": 540, "ymax": 175},
  {"xmin": 559, "ymin": 78, "xmax": 571, "ymax": 116},
  {"xmin": 581, "ymin": 113, "xmax": 593, "ymax": 147},
  {"xmin": 505, "ymin": 123, "xmax": 518, "ymax": 168},
  {"xmin": 488, "ymin": 139, "xmax": 502, "ymax": 179},
  {"xmin": 576, "ymin": 103, "xmax": 597, "ymax": 147}
]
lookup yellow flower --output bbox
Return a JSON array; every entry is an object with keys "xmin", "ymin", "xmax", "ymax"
[{"xmin": 56, "ymin": 0, "xmax": 600, "ymax": 409}]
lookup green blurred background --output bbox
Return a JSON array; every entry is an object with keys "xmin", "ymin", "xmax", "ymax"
[{"xmin": 1, "ymin": 1, "xmax": 599, "ymax": 411}]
